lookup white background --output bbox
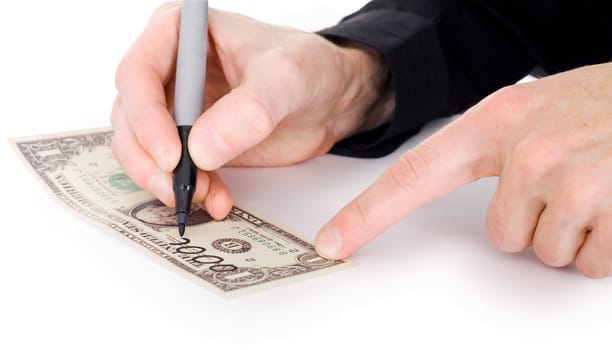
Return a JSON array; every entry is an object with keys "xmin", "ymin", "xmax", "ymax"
[{"xmin": 0, "ymin": 1, "xmax": 610, "ymax": 349}]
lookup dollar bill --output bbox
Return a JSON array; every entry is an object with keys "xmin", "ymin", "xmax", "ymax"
[{"xmin": 11, "ymin": 128, "xmax": 347, "ymax": 297}]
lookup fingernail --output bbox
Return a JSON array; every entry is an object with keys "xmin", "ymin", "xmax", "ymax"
[
  {"xmin": 316, "ymin": 226, "xmax": 343, "ymax": 259},
  {"xmin": 150, "ymin": 143, "xmax": 171, "ymax": 172},
  {"xmin": 148, "ymin": 172, "xmax": 173, "ymax": 205},
  {"xmin": 190, "ymin": 126, "xmax": 232, "ymax": 171}
]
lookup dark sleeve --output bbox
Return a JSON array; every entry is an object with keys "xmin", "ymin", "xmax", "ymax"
[{"xmin": 318, "ymin": 0, "xmax": 612, "ymax": 158}]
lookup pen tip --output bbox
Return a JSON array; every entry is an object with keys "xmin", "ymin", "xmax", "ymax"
[{"xmin": 177, "ymin": 211, "xmax": 188, "ymax": 237}]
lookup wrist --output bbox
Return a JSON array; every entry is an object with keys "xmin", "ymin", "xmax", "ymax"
[{"xmin": 331, "ymin": 41, "xmax": 395, "ymax": 142}]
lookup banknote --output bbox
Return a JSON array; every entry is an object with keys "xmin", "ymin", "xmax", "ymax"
[{"xmin": 11, "ymin": 128, "xmax": 347, "ymax": 297}]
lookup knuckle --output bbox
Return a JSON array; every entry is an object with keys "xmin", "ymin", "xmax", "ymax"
[
  {"xmin": 601, "ymin": 231, "xmax": 612, "ymax": 253},
  {"xmin": 597, "ymin": 235, "xmax": 612, "ymax": 269},
  {"xmin": 272, "ymin": 47, "xmax": 305, "ymax": 78},
  {"xmin": 552, "ymin": 187, "xmax": 589, "ymax": 218},
  {"xmin": 491, "ymin": 85, "xmax": 527, "ymax": 105},
  {"xmin": 533, "ymin": 241, "xmax": 569, "ymax": 267},
  {"xmin": 486, "ymin": 85, "xmax": 530, "ymax": 116},
  {"xmin": 575, "ymin": 259, "xmax": 602, "ymax": 279},
  {"xmin": 237, "ymin": 95, "xmax": 276, "ymax": 138},
  {"xmin": 120, "ymin": 147, "xmax": 137, "ymax": 172},
  {"xmin": 114, "ymin": 57, "xmax": 130, "ymax": 91},
  {"xmin": 510, "ymin": 138, "xmax": 535, "ymax": 167},
  {"xmin": 560, "ymin": 171, "xmax": 605, "ymax": 205},
  {"xmin": 485, "ymin": 211, "xmax": 526, "ymax": 253},
  {"xmin": 508, "ymin": 138, "xmax": 551, "ymax": 181},
  {"xmin": 119, "ymin": 154, "xmax": 148, "ymax": 191},
  {"xmin": 110, "ymin": 135, "xmax": 123, "ymax": 164},
  {"xmin": 387, "ymin": 148, "xmax": 430, "ymax": 193},
  {"xmin": 114, "ymin": 56, "xmax": 145, "ymax": 94},
  {"xmin": 109, "ymin": 110, "xmax": 119, "ymax": 130},
  {"xmin": 485, "ymin": 211, "xmax": 507, "ymax": 249},
  {"xmin": 480, "ymin": 84, "xmax": 542, "ymax": 128},
  {"xmin": 109, "ymin": 97, "xmax": 123, "ymax": 127},
  {"xmin": 155, "ymin": 1, "xmax": 180, "ymax": 13},
  {"xmin": 575, "ymin": 230, "xmax": 612, "ymax": 278},
  {"xmin": 266, "ymin": 48, "xmax": 309, "ymax": 93},
  {"xmin": 116, "ymin": 5, "xmax": 179, "ymax": 89},
  {"xmin": 151, "ymin": 2, "xmax": 182, "ymax": 25},
  {"xmin": 220, "ymin": 32, "xmax": 247, "ymax": 60},
  {"xmin": 131, "ymin": 104, "xmax": 168, "ymax": 145},
  {"xmin": 350, "ymin": 196, "xmax": 373, "ymax": 230}
]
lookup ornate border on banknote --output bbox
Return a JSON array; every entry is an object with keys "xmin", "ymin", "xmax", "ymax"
[{"xmin": 11, "ymin": 128, "xmax": 348, "ymax": 296}]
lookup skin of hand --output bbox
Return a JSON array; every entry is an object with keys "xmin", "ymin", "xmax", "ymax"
[
  {"xmin": 316, "ymin": 62, "xmax": 612, "ymax": 278},
  {"xmin": 111, "ymin": 3, "xmax": 388, "ymax": 219}
]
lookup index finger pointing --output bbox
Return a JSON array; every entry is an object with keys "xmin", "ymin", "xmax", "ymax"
[{"xmin": 315, "ymin": 113, "xmax": 499, "ymax": 260}]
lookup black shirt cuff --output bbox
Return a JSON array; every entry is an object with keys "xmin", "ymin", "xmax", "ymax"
[{"xmin": 319, "ymin": 9, "xmax": 450, "ymax": 158}]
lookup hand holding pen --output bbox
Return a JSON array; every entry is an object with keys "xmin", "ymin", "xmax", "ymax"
[{"xmin": 111, "ymin": 3, "xmax": 382, "ymax": 230}]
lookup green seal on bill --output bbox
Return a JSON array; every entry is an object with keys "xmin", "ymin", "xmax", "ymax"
[{"xmin": 109, "ymin": 173, "xmax": 140, "ymax": 192}]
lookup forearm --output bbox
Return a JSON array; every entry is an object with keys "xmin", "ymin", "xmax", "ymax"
[{"xmin": 319, "ymin": 0, "xmax": 612, "ymax": 158}]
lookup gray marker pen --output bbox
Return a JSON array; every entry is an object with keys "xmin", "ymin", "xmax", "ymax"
[{"xmin": 173, "ymin": 0, "xmax": 208, "ymax": 236}]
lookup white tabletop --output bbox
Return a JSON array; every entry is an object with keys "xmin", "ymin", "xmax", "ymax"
[{"xmin": 1, "ymin": 1, "xmax": 610, "ymax": 349}]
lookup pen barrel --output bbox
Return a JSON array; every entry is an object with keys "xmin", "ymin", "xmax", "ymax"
[
  {"xmin": 173, "ymin": 126, "xmax": 197, "ymax": 214},
  {"xmin": 174, "ymin": 0, "xmax": 209, "ymax": 126}
]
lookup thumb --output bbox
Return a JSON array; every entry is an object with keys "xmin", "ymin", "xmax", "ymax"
[
  {"xmin": 315, "ymin": 113, "xmax": 499, "ymax": 259},
  {"xmin": 188, "ymin": 55, "xmax": 308, "ymax": 170}
]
